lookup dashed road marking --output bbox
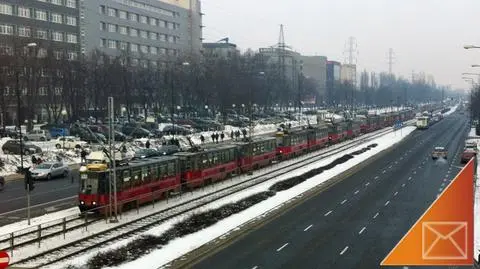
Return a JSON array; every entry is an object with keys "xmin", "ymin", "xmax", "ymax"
[
  {"xmin": 373, "ymin": 212, "xmax": 379, "ymax": 219},
  {"xmin": 382, "ymin": 170, "xmax": 386, "ymax": 174},
  {"xmin": 365, "ymin": 182, "xmax": 370, "ymax": 186},
  {"xmin": 385, "ymin": 201, "xmax": 390, "ymax": 206},
  {"xmin": 441, "ymin": 183, "xmax": 445, "ymax": 187},
  {"xmin": 276, "ymin": 243, "xmax": 289, "ymax": 252},
  {"xmin": 395, "ymin": 161, "xmax": 398, "ymax": 164},
  {"xmin": 388, "ymin": 165, "xmax": 392, "ymax": 169},
  {"xmin": 408, "ymin": 177, "xmax": 412, "ymax": 181},
  {"xmin": 402, "ymin": 183, "xmax": 405, "ymax": 187},
  {"xmin": 359, "ymin": 227, "xmax": 366, "ymax": 235},
  {"xmin": 340, "ymin": 246, "xmax": 349, "ymax": 255},
  {"xmin": 413, "ymin": 171, "xmax": 417, "ymax": 174},
  {"xmin": 341, "ymin": 199, "xmax": 348, "ymax": 205},
  {"xmin": 304, "ymin": 224, "xmax": 313, "ymax": 232},
  {"xmin": 252, "ymin": 266, "xmax": 258, "ymax": 269},
  {"xmin": 439, "ymin": 188, "xmax": 443, "ymax": 192},
  {"xmin": 375, "ymin": 176, "xmax": 379, "ymax": 180},
  {"xmin": 354, "ymin": 190, "xmax": 359, "ymax": 195},
  {"xmin": 394, "ymin": 191, "xmax": 398, "ymax": 196},
  {"xmin": 324, "ymin": 210, "xmax": 333, "ymax": 216}
]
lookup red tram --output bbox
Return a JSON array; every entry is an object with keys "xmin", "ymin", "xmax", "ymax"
[{"xmin": 234, "ymin": 137, "xmax": 277, "ymax": 172}]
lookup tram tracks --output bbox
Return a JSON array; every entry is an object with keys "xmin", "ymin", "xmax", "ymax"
[{"xmin": 9, "ymin": 126, "xmax": 405, "ymax": 268}]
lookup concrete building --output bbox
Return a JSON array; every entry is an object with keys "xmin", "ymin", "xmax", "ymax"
[
  {"xmin": 300, "ymin": 55, "xmax": 327, "ymax": 97},
  {"xmin": 202, "ymin": 41, "xmax": 238, "ymax": 59},
  {"xmin": 258, "ymin": 47, "xmax": 302, "ymax": 92},
  {"xmin": 340, "ymin": 64, "xmax": 356, "ymax": 85},
  {"xmin": 326, "ymin": 61, "xmax": 341, "ymax": 105},
  {"xmin": 0, "ymin": 0, "xmax": 80, "ymax": 59},
  {"xmin": 80, "ymin": 0, "xmax": 203, "ymax": 66}
]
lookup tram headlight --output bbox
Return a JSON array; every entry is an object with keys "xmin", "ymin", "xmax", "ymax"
[
  {"xmin": 80, "ymin": 201, "xmax": 85, "ymax": 205},
  {"xmin": 92, "ymin": 201, "xmax": 97, "ymax": 205}
]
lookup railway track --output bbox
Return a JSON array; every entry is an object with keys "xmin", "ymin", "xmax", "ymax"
[{"xmin": 9, "ymin": 125, "xmax": 407, "ymax": 268}]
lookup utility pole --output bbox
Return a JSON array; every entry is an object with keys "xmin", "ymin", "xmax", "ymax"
[
  {"xmin": 108, "ymin": 97, "xmax": 118, "ymax": 223},
  {"xmin": 343, "ymin": 37, "xmax": 358, "ymax": 115}
]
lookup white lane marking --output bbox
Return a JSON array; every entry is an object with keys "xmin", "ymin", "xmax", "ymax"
[
  {"xmin": 413, "ymin": 171, "xmax": 417, "ymax": 174},
  {"xmin": 324, "ymin": 210, "xmax": 333, "ymax": 216},
  {"xmin": 408, "ymin": 177, "xmax": 412, "ymax": 181},
  {"xmin": 276, "ymin": 243, "xmax": 289, "ymax": 252},
  {"xmin": 373, "ymin": 212, "xmax": 379, "ymax": 219},
  {"xmin": 388, "ymin": 165, "xmax": 392, "ymax": 169},
  {"xmin": 439, "ymin": 188, "xmax": 443, "ymax": 192},
  {"xmin": 340, "ymin": 246, "xmax": 349, "ymax": 255},
  {"xmin": 359, "ymin": 227, "xmax": 366, "ymax": 234},
  {"xmin": 365, "ymin": 182, "xmax": 370, "ymax": 186},
  {"xmin": 354, "ymin": 190, "xmax": 359, "ymax": 195},
  {"xmin": 400, "ymin": 157, "xmax": 403, "ymax": 160},
  {"xmin": 382, "ymin": 170, "xmax": 386, "ymax": 174},
  {"xmin": 395, "ymin": 161, "xmax": 398, "ymax": 164},
  {"xmin": 385, "ymin": 201, "xmax": 390, "ymax": 206},
  {"xmin": 374, "ymin": 176, "xmax": 379, "ymax": 180},
  {"xmin": 441, "ymin": 183, "xmax": 445, "ymax": 187},
  {"xmin": 341, "ymin": 199, "xmax": 348, "ymax": 205},
  {"xmin": 304, "ymin": 224, "xmax": 313, "ymax": 232},
  {"xmin": 402, "ymin": 183, "xmax": 405, "ymax": 187},
  {"xmin": 394, "ymin": 191, "xmax": 398, "ymax": 196},
  {"xmin": 252, "ymin": 266, "xmax": 258, "ymax": 269}
]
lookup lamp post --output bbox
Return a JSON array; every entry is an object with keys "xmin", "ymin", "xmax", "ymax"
[
  {"xmin": 170, "ymin": 61, "xmax": 189, "ymax": 140},
  {"xmin": 61, "ymin": 109, "xmax": 67, "ymax": 149},
  {"xmin": 204, "ymin": 105, "xmax": 208, "ymax": 117}
]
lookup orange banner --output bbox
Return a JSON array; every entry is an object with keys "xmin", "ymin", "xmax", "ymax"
[{"xmin": 381, "ymin": 159, "xmax": 474, "ymax": 266}]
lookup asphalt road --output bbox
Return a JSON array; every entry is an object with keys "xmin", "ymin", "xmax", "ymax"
[
  {"xmin": 191, "ymin": 112, "xmax": 471, "ymax": 269},
  {"xmin": 0, "ymin": 170, "xmax": 79, "ymax": 226}
]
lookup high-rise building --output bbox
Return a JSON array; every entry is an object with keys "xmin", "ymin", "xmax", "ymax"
[
  {"xmin": 0, "ymin": 0, "xmax": 80, "ymax": 59},
  {"xmin": 79, "ymin": 0, "xmax": 203, "ymax": 66},
  {"xmin": 258, "ymin": 47, "xmax": 302, "ymax": 92},
  {"xmin": 300, "ymin": 55, "xmax": 327, "ymax": 98},
  {"xmin": 202, "ymin": 41, "xmax": 239, "ymax": 59},
  {"xmin": 326, "ymin": 61, "xmax": 341, "ymax": 106},
  {"xmin": 340, "ymin": 64, "xmax": 356, "ymax": 85}
]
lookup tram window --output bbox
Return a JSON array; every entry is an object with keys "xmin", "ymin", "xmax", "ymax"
[
  {"xmin": 208, "ymin": 153, "xmax": 213, "ymax": 166},
  {"xmin": 122, "ymin": 169, "xmax": 131, "ymax": 189},
  {"xmin": 168, "ymin": 162, "xmax": 175, "ymax": 176},
  {"xmin": 150, "ymin": 165, "xmax": 158, "ymax": 180},
  {"xmin": 132, "ymin": 168, "xmax": 142, "ymax": 186},
  {"xmin": 142, "ymin": 166, "xmax": 149, "ymax": 182},
  {"xmin": 160, "ymin": 164, "xmax": 167, "ymax": 178},
  {"xmin": 200, "ymin": 154, "xmax": 208, "ymax": 168}
]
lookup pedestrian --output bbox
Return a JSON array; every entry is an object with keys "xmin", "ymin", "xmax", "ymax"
[
  {"xmin": 145, "ymin": 140, "xmax": 151, "ymax": 149},
  {"xmin": 230, "ymin": 130, "xmax": 234, "ymax": 140},
  {"xmin": 80, "ymin": 148, "xmax": 87, "ymax": 164},
  {"xmin": 56, "ymin": 155, "xmax": 62, "ymax": 163},
  {"xmin": 242, "ymin": 129, "xmax": 247, "ymax": 139},
  {"xmin": 31, "ymin": 155, "xmax": 37, "ymax": 166},
  {"xmin": 200, "ymin": 135, "xmax": 205, "ymax": 144},
  {"xmin": 220, "ymin": 132, "xmax": 225, "ymax": 142},
  {"xmin": 235, "ymin": 130, "xmax": 240, "ymax": 140},
  {"xmin": 214, "ymin": 133, "xmax": 219, "ymax": 143},
  {"xmin": 211, "ymin": 133, "xmax": 215, "ymax": 142}
]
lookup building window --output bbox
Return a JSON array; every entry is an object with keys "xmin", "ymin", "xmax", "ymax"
[
  {"xmin": 140, "ymin": 45, "xmax": 148, "ymax": 54},
  {"xmin": 131, "ymin": 58, "xmax": 138, "ymax": 66},
  {"xmin": 119, "ymin": 10, "xmax": 127, "ymax": 19},
  {"xmin": 166, "ymin": 22, "xmax": 174, "ymax": 29},
  {"xmin": 119, "ymin": 26, "xmax": 127, "ymax": 35},
  {"xmin": 0, "ymin": 4, "xmax": 13, "ymax": 15},
  {"xmin": 108, "ymin": 8, "xmax": 116, "ymax": 17},
  {"xmin": 66, "ymin": 33, "xmax": 77, "ymax": 43},
  {"xmin": 159, "ymin": 34, "xmax": 166, "ymax": 42},
  {"xmin": 0, "ymin": 25, "xmax": 13, "ymax": 35},
  {"xmin": 149, "ymin": 17, "xmax": 157, "ymax": 26},
  {"xmin": 67, "ymin": 51, "xmax": 77, "ymax": 60},
  {"xmin": 110, "ymin": 0, "xmax": 174, "ymax": 17},
  {"xmin": 140, "ymin": 30, "xmax": 147, "ymax": 39},
  {"xmin": 150, "ymin": 61, "xmax": 157, "ymax": 68},
  {"xmin": 38, "ymin": 48, "xmax": 47, "ymax": 58},
  {"xmin": 100, "ymin": 38, "xmax": 106, "ymax": 47},
  {"xmin": 66, "ymin": 16, "xmax": 77, "ymax": 26},
  {"xmin": 55, "ymin": 87, "xmax": 62, "ymax": 96},
  {"xmin": 18, "ymin": 7, "xmax": 31, "ymax": 18},
  {"xmin": 129, "ymin": 13, "xmax": 137, "ymax": 22},
  {"xmin": 159, "ymin": 48, "xmax": 166, "ymax": 55},
  {"xmin": 52, "ymin": 0, "xmax": 63, "ymax": 5},
  {"xmin": 99, "ymin": 5, "xmax": 105, "ymax": 14},
  {"xmin": 0, "ymin": 44, "xmax": 12, "ymax": 55},
  {"xmin": 149, "ymin": 32, "xmax": 157, "ymax": 40},
  {"xmin": 167, "ymin": 35, "xmax": 175, "ymax": 43},
  {"xmin": 54, "ymin": 51, "xmax": 63, "ymax": 60},
  {"xmin": 130, "ymin": 28, "xmax": 137, "ymax": 37},
  {"xmin": 36, "ymin": 29, "xmax": 48, "ymax": 39},
  {"xmin": 119, "ymin": 41, "xmax": 127, "ymax": 50},
  {"xmin": 51, "ymin": 13, "xmax": 63, "ymax": 24},
  {"xmin": 52, "ymin": 31, "xmax": 63, "ymax": 42},
  {"xmin": 139, "ymin": 15, "xmax": 147, "ymax": 24},
  {"xmin": 66, "ymin": 0, "xmax": 76, "ymax": 8},
  {"xmin": 130, "ymin": 43, "xmax": 138, "ymax": 52},
  {"xmin": 108, "ymin": 40, "xmax": 117, "ymax": 49},
  {"xmin": 35, "ymin": 10, "xmax": 47, "ymax": 21},
  {"xmin": 18, "ymin": 26, "xmax": 31, "ymax": 37},
  {"xmin": 100, "ymin": 22, "xmax": 106, "ymax": 31},
  {"xmin": 150, "ymin": 46, "xmax": 157, "ymax": 55},
  {"xmin": 108, "ymin": 24, "xmax": 116, "ymax": 33},
  {"xmin": 159, "ymin": 20, "xmax": 166, "ymax": 28},
  {"xmin": 38, "ymin": 87, "xmax": 46, "ymax": 96}
]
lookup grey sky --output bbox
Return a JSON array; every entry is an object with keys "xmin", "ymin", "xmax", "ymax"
[{"xmin": 202, "ymin": 0, "xmax": 480, "ymax": 90}]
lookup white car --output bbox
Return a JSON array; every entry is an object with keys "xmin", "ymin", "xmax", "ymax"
[
  {"xmin": 31, "ymin": 162, "xmax": 70, "ymax": 180},
  {"xmin": 55, "ymin": 136, "xmax": 88, "ymax": 149}
]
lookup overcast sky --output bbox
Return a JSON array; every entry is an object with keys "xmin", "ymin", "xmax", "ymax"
[{"xmin": 201, "ymin": 0, "xmax": 480, "ymax": 90}]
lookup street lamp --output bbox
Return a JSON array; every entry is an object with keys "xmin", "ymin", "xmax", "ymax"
[
  {"xmin": 464, "ymin": 45, "xmax": 480, "ymax": 49},
  {"xmin": 170, "ymin": 61, "xmax": 189, "ymax": 140},
  {"xmin": 61, "ymin": 109, "xmax": 67, "ymax": 149}
]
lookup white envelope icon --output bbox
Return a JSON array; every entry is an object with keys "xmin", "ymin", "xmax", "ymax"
[{"xmin": 422, "ymin": 221, "xmax": 468, "ymax": 260}]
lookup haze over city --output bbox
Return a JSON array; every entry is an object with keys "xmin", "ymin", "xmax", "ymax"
[{"xmin": 202, "ymin": 0, "xmax": 480, "ymax": 90}]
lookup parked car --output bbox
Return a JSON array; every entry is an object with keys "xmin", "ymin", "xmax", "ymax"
[
  {"xmin": 156, "ymin": 145, "xmax": 180, "ymax": 155},
  {"xmin": 461, "ymin": 149, "xmax": 477, "ymax": 164},
  {"xmin": 2, "ymin": 140, "xmax": 42, "ymax": 155},
  {"xmin": 31, "ymin": 162, "xmax": 70, "ymax": 180},
  {"xmin": 55, "ymin": 136, "xmax": 88, "ymax": 149},
  {"xmin": 431, "ymin": 146, "xmax": 447, "ymax": 160},
  {"xmin": 23, "ymin": 129, "xmax": 51, "ymax": 141},
  {"xmin": 133, "ymin": 148, "xmax": 161, "ymax": 159}
]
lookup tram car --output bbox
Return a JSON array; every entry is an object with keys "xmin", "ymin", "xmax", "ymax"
[
  {"xmin": 79, "ymin": 156, "xmax": 181, "ymax": 212},
  {"xmin": 275, "ymin": 128, "xmax": 309, "ymax": 159},
  {"xmin": 174, "ymin": 144, "xmax": 238, "ymax": 188},
  {"xmin": 327, "ymin": 121, "xmax": 348, "ymax": 143},
  {"xmin": 233, "ymin": 137, "xmax": 277, "ymax": 172},
  {"xmin": 306, "ymin": 125, "xmax": 329, "ymax": 150},
  {"xmin": 347, "ymin": 119, "xmax": 363, "ymax": 138}
]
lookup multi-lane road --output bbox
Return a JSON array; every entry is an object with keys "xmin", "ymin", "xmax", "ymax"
[
  {"xmin": 0, "ymin": 171, "xmax": 79, "ymax": 226},
  {"xmin": 190, "ymin": 112, "xmax": 471, "ymax": 269}
]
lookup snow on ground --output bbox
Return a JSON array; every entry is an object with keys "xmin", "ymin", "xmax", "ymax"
[
  {"xmin": 0, "ymin": 207, "xmax": 80, "ymax": 235},
  {"xmin": 443, "ymin": 105, "xmax": 458, "ymax": 116},
  {"xmin": 53, "ymin": 126, "xmax": 417, "ymax": 269}
]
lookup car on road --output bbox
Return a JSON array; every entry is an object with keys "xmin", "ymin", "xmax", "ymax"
[
  {"xmin": 31, "ymin": 162, "xmax": 70, "ymax": 180},
  {"xmin": 431, "ymin": 146, "xmax": 447, "ymax": 160},
  {"xmin": 461, "ymin": 149, "xmax": 476, "ymax": 164},
  {"xmin": 2, "ymin": 140, "xmax": 42, "ymax": 155},
  {"xmin": 23, "ymin": 129, "xmax": 51, "ymax": 141},
  {"xmin": 55, "ymin": 136, "xmax": 88, "ymax": 149}
]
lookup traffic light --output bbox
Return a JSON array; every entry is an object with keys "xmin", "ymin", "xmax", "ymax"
[{"xmin": 24, "ymin": 169, "xmax": 34, "ymax": 192}]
